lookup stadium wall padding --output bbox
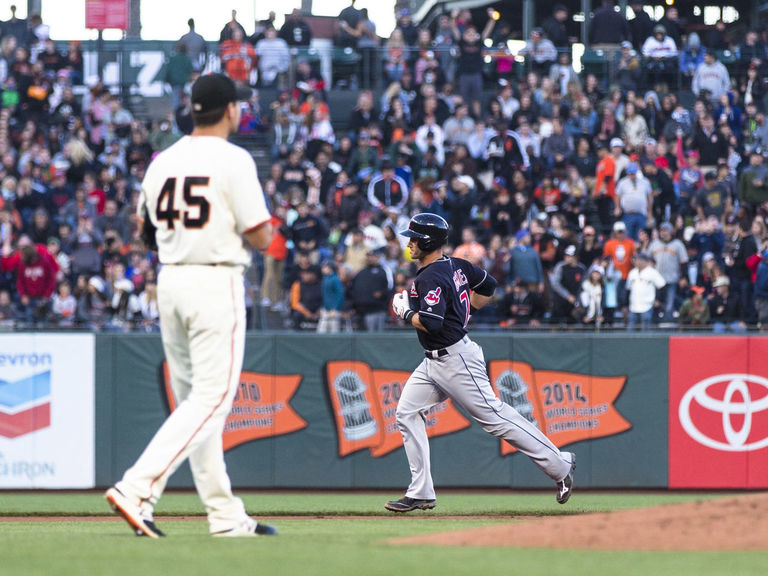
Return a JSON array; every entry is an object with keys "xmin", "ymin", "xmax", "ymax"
[{"xmin": 94, "ymin": 333, "xmax": 670, "ymax": 489}]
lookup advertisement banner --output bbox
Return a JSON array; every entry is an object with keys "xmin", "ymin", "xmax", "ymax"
[
  {"xmin": 0, "ymin": 334, "xmax": 94, "ymax": 488},
  {"xmin": 85, "ymin": 0, "xmax": 128, "ymax": 30},
  {"xmin": 488, "ymin": 360, "xmax": 631, "ymax": 455},
  {"xmin": 669, "ymin": 337, "xmax": 768, "ymax": 488},
  {"xmin": 162, "ymin": 362, "xmax": 307, "ymax": 451}
]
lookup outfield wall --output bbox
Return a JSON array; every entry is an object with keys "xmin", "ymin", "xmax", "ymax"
[{"xmin": 1, "ymin": 333, "xmax": 766, "ymax": 489}]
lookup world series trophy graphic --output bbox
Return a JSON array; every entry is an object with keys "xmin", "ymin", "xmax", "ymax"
[
  {"xmin": 333, "ymin": 370, "xmax": 378, "ymax": 441},
  {"xmin": 495, "ymin": 370, "xmax": 538, "ymax": 428}
]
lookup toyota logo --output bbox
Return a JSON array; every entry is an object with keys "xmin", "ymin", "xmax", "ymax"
[{"xmin": 679, "ymin": 373, "xmax": 768, "ymax": 452}]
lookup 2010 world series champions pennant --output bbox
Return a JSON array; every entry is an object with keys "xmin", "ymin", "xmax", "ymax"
[
  {"xmin": 488, "ymin": 361, "xmax": 631, "ymax": 455},
  {"xmin": 162, "ymin": 362, "xmax": 307, "ymax": 451},
  {"xmin": 325, "ymin": 361, "xmax": 470, "ymax": 458}
]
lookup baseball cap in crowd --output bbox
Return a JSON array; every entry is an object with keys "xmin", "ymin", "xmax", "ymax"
[
  {"xmin": 621, "ymin": 41, "xmax": 632, "ymax": 49},
  {"xmin": 515, "ymin": 229, "xmax": 530, "ymax": 242},
  {"xmin": 713, "ymin": 276, "xmax": 731, "ymax": 288},
  {"xmin": 564, "ymin": 245, "xmax": 577, "ymax": 256},
  {"xmin": 691, "ymin": 285, "xmax": 706, "ymax": 295},
  {"xmin": 588, "ymin": 264, "xmax": 605, "ymax": 276},
  {"xmin": 613, "ymin": 221, "xmax": 627, "ymax": 233},
  {"xmin": 626, "ymin": 163, "xmax": 639, "ymax": 174},
  {"xmin": 610, "ymin": 138, "xmax": 624, "ymax": 149},
  {"xmin": 763, "ymin": 249, "xmax": 768, "ymax": 259},
  {"xmin": 455, "ymin": 175, "xmax": 475, "ymax": 189},
  {"xmin": 191, "ymin": 73, "xmax": 252, "ymax": 114},
  {"xmin": 659, "ymin": 222, "xmax": 674, "ymax": 233},
  {"xmin": 635, "ymin": 252, "xmax": 652, "ymax": 262},
  {"xmin": 702, "ymin": 251, "xmax": 716, "ymax": 262}
]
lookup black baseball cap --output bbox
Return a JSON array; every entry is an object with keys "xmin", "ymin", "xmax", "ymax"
[{"xmin": 191, "ymin": 73, "xmax": 252, "ymax": 114}]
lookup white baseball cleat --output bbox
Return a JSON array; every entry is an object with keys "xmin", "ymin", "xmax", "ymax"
[
  {"xmin": 212, "ymin": 518, "xmax": 278, "ymax": 537},
  {"xmin": 105, "ymin": 486, "xmax": 165, "ymax": 538}
]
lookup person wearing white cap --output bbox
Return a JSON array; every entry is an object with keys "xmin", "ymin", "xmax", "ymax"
[
  {"xmin": 579, "ymin": 264, "xmax": 606, "ymax": 326},
  {"xmin": 709, "ymin": 275, "xmax": 746, "ymax": 333},
  {"xmin": 610, "ymin": 137, "xmax": 630, "ymax": 183},
  {"xmin": 550, "ymin": 245, "xmax": 587, "ymax": 323}
]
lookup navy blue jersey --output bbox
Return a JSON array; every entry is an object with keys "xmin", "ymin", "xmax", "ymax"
[{"xmin": 409, "ymin": 256, "xmax": 489, "ymax": 350}]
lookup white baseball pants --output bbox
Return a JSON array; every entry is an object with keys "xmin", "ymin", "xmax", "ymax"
[{"xmin": 117, "ymin": 264, "xmax": 251, "ymax": 533}]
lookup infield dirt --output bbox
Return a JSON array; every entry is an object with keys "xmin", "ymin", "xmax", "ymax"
[{"xmin": 390, "ymin": 493, "xmax": 768, "ymax": 551}]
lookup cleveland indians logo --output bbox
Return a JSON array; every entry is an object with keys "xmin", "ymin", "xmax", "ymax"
[
  {"xmin": 679, "ymin": 373, "xmax": 768, "ymax": 452},
  {"xmin": 424, "ymin": 287, "xmax": 441, "ymax": 306}
]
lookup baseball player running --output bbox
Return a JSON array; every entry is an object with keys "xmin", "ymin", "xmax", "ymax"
[
  {"xmin": 386, "ymin": 213, "xmax": 576, "ymax": 512},
  {"xmin": 106, "ymin": 73, "xmax": 276, "ymax": 537}
]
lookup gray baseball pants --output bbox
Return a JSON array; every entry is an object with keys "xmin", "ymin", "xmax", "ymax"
[{"xmin": 396, "ymin": 336, "xmax": 573, "ymax": 500}]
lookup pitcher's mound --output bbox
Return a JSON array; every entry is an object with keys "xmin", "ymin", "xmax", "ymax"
[{"xmin": 389, "ymin": 493, "xmax": 768, "ymax": 551}]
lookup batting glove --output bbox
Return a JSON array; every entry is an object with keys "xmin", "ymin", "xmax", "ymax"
[{"xmin": 392, "ymin": 289, "xmax": 415, "ymax": 323}]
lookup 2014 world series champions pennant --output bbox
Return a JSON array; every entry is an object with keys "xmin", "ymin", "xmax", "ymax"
[
  {"xmin": 162, "ymin": 362, "xmax": 307, "ymax": 450},
  {"xmin": 488, "ymin": 361, "xmax": 631, "ymax": 455}
]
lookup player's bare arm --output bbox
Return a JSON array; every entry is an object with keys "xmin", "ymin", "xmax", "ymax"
[{"xmin": 244, "ymin": 221, "xmax": 273, "ymax": 251}]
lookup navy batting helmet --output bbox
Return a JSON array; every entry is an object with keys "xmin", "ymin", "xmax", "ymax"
[{"xmin": 400, "ymin": 213, "xmax": 449, "ymax": 252}]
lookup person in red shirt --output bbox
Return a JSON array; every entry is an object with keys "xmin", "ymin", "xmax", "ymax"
[
  {"xmin": 594, "ymin": 142, "xmax": 618, "ymax": 234},
  {"xmin": 219, "ymin": 28, "xmax": 256, "ymax": 84},
  {"xmin": 602, "ymin": 220, "xmax": 635, "ymax": 324},
  {"xmin": 260, "ymin": 203, "xmax": 289, "ymax": 309},
  {"xmin": 533, "ymin": 173, "xmax": 562, "ymax": 213},
  {"xmin": 1, "ymin": 234, "xmax": 59, "ymax": 324}
]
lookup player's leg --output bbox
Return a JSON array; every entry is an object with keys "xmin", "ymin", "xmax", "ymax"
[
  {"xmin": 394, "ymin": 360, "xmax": 446, "ymax": 501},
  {"xmin": 117, "ymin": 268, "xmax": 243, "ymax": 505},
  {"xmin": 443, "ymin": 340, "xmax": 573, "ymax": 482}
]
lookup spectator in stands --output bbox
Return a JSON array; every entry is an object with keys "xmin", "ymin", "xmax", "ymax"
[
  {"xmin": 317, "ymin": 260, "xmax": 344, "ymax": 333},
  {"xmin": 279, "ymin": 9, "xmax": 312, "ymax": 47},
  {"xmin": 2, "ymin": 5, "xmax": 28, "ymax": 46},
  {"xmin": 626, "ymin": 252, "xmax": 665, "ymax": 330},
  {"xmin": 616, "ymin": 163, "xmax": 652, "ymax": 240},
  {"xmin": 588, "ymin": 0, "xmax": 629, "ymax": 53},
  {"xmin": 255, "ymin": 26, "xmax": 290, "ymax": 88},
  {"xmin": 220, "ymin": 28, "xmax": 256, "ymax": 85},
  {"xmin": 688, "ymin": 114, "xmax": 728, "ymax": 173},
  {"xmin": 395, "ymin": 9, "xmax": 418, "ymax": 47},
  {"xmin": 737, "ymin": 29, "xmax": 766, "ymax": 82},
  {"xmin": 164, "ymin": 42, "xmax": 193, "ymax": 110},
  {"xmin": 622, "ymin": 102, "xmax": 649, "ymax": 151},
  {"xmin": 549, "ymin": 52, "xmax": 579, "ymax": 98},
  {"xmin": 259, "ymin": 202, "xmax": 288, "ymax": 309},
  {"xmin": 349, "ymin": 248, "xmax": 391, "ymax": 331},
  {"xmin": 180, "ymin": 18, "xmax": 207, "ymax": 71},
  {"xmin": 642, "ymin": 25, "xmax": 679, "ymax": 89},
  {"xmin": 695, "ymin": 171, "xmax": 729, "ymax": 221},
  {"xmin": 657, "ymin": 6, "xmax": 682, "ymax": 48},
  {"xmin": 508, "ymin": 229, "xmax": 544, "ymax": 294},
  {"xmin": 453, "ymin": 8, "xmax": 496, "ymax": 119},
  {"xmin": 453, "ymin": 226, "xmax": 486, "ymax": 266},
  {"xmin": 290, "ymin": 264, "xmax": 323, "ymax": 330},
  {"xmin": 648, "ymin": 222, "xmax": 688, "ymax": 322},
  {"xmin": 433, "ymin": 14, "xmax": 457, "ymax": 84},
  {"xmin": 367, "ymin": 159, "xmax": 408, "ymax": 215},
  {"xmin": 442, "ymin": 102, "xmax": 474, "ymax": 147},
  {"xmin": 739, "ymin": 149, "xmax": 768, "ymax": 215},
  {"xmin": 692, "ymin": 50, "xmax": 732, "ymax": 104},
  {"xmin": 1, "ymin": 234, "xmax": 58, "ymax": 325},
  {"xmin": 628, "ymin": 1, "xmax": 653, "ymax": 52},
  {"xmin": 336, "ymin": 0, "xmax": 362, "ymax": 49},
  {"xmin": 519, "ymin": 28, "xmax": 557, "ymax": 75},
  {"xmin": 680, "ymin": 32, "xmax": 705, "ymax": 89},
  {"xmin": 709, "ymin": 276, "xmax": 746, "ymax": 333},
  {"xmin": 498, "ymin": 277, "xmax": 544, "ymax": 328},
  {"xmin": 219, "ymin": 9, "xmax": 246, "ymax": 43},
  {"xmin": 550, "ymin": 244, "xmax": 587, "ymax": 323},
  {"xmin": 678, "ymin": 285, "xmax": 710, "ymax": 326},
  {"xmin": 541, "ymin": 4, "xmax": 571, "ymax": 50}
]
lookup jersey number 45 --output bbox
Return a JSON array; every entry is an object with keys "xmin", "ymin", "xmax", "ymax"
[{"xmin": 156, "ymin": 176, "xmax": 211, "ymax": 230}]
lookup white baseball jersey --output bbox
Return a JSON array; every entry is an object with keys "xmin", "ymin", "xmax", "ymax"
[{"xmin": 138, "ymin": 136, "xmax": 270, "ymax": 266}]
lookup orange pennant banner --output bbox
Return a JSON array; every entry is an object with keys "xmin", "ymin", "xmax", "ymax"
[
  {"xmin": 163, "ymin": 362, "xmax": 307, "ymax": 451},
  {"xmin": 326, "ymin": 361, "xmax": 470, "ymax": 458},
  {"xmin": 489, "ymin": 361, "xmax": 631, "ymax": 455}
]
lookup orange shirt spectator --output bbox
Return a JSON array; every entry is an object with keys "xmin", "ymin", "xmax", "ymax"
[
  {"xmin": 453, "ymin": 227, "xmax": 487, "ymax": 266},
  {"xmin": 595, "ymin": 150, "xmax": 616, "ymax": 201},
  {"xmin": 603, "ymin": 221, "xmax": 635, "ymax": 279},
  {"xmin": 220, "ymin": 29, "xmax": 256, "ymax": 83}
]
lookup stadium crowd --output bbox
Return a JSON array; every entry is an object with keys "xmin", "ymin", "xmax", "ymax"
[{"xmin": 2, "ymin": 4, "xmax": 768, "ymax": 333}]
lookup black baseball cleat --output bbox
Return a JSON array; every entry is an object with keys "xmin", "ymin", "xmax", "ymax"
[
  {"xmin": 105, "ymin": 486, "xmax": 165, "ymax": 538},
  {"xmin": 556, "ymin": 452, "xmax": 576, "ymax": 505},
  {"xmin": 385, "ymin": 496, "xmax": 437, "ymax": 513}
]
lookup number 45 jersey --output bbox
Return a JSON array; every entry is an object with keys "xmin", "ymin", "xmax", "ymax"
[
  {"xmin": 138, "ymin": 136, "xmax": 271, "ymax": 267},
  {"xmin": 409, "ymin": 256, "xmax": 490, "ymax": 351}
]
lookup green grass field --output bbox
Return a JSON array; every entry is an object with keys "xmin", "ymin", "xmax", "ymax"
[{"xmin": 1, "ymin": 491, "xmax": 766, "ymax": 576}]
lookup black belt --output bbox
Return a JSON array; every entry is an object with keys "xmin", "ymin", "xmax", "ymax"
[{"xmin": 425, "ymin": 348, "xmax": 449, "ymax": 359}]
